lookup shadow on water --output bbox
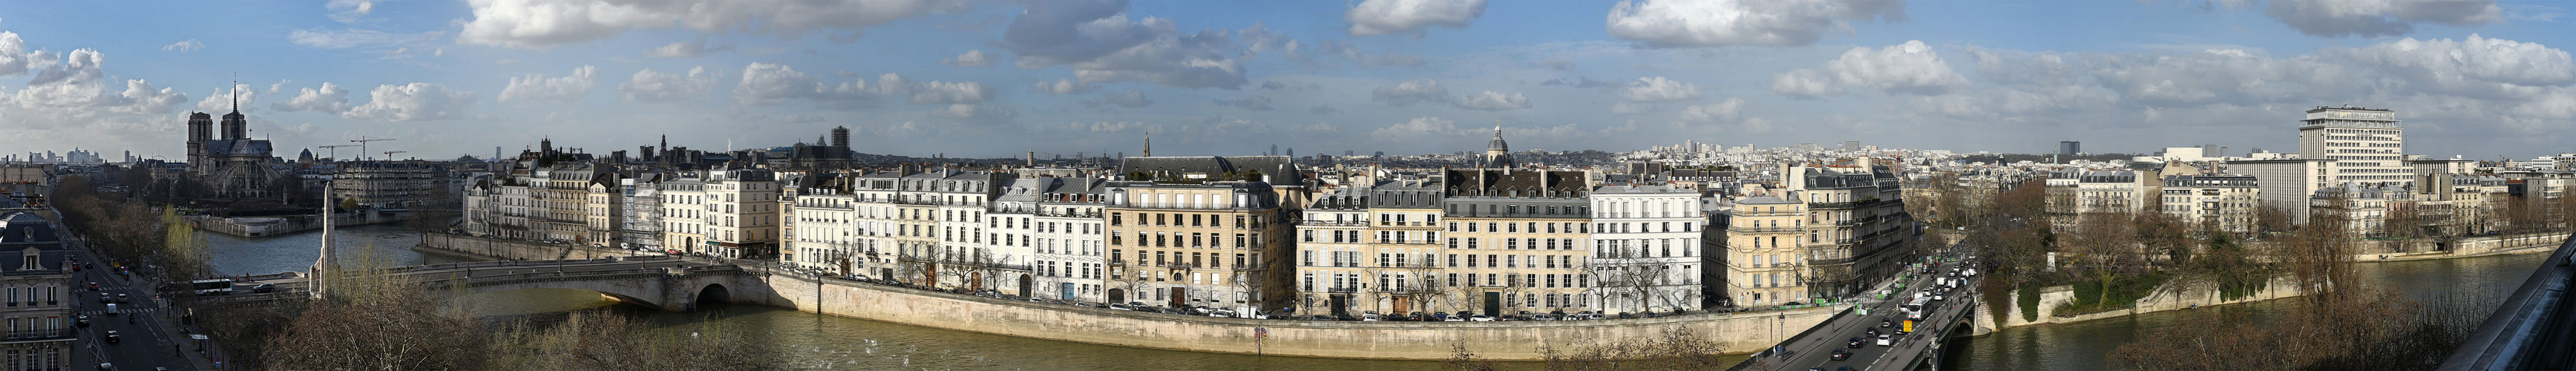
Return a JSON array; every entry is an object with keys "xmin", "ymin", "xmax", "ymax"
[{"xmin": 1942, "ymin": 252, "xmax": 2553, "ymax": 370}]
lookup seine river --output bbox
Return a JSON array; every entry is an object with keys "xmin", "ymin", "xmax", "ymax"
[{"xmin": 204, "ymin": 226, "xmax": 2543, "ymax": 370}]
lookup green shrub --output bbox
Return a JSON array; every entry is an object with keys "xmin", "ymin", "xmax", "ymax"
[{"xmin": 2018, "ymin": 284, "xmax": 2040, "ymax": 323}]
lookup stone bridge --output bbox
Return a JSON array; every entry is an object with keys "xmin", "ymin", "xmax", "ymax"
[{"xmin": 386, "ymin": 256, "xmax": 758, "ymax": 312}]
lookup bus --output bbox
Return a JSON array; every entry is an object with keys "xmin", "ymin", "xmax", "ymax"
[{"xmin": 189, "ymin": 279, "xmax": 234, "ymax": 296}]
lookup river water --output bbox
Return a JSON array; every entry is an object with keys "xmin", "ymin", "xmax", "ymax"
[{"xmin": 203, "ymin": 226, "xmax": 2544, "ymax": 370}]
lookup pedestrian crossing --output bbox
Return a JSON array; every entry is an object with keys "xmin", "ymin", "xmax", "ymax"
[{"xmin": 79, "ymin": 308, "xmax": 154, "ymax": 316}]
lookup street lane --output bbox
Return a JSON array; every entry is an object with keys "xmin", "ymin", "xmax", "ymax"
[{"xmin": 1746, "ymin": 247, "xmax": 1981, "ymax": 371}]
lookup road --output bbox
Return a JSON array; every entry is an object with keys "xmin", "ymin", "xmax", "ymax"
[
  {"xmin": 1746, "ymin": 247, "xmax": 1981, "ymax": 371},
  {"xmin": 64, "ymin": 249, "xmax": 203, "ymax": 370}
]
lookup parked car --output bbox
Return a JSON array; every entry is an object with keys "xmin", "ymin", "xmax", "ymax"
[
  {"xmin": 1360, "ymin": 313, "xmax": 1382, "ymax": 321},
  {"xmin": 1442, "ymin": 315, "xmax": 1465, "ymax": 322},
  {"xmin": 1107, "ymin": 303, "xmax": 1133, "ymax": 311},
  {"xmin": 1467, "ymin": 315, "xmax": 1495, "ymax": 322},
  {"xmin": 1308, "ymin": 315, "xmax": 1334, "ymax": 321}
]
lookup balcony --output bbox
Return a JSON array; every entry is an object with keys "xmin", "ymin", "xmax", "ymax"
[
  {"xmin": 1299, "ymin": 220, "xmax": 1369, "ymax": 227},
  {"xmin": 1728, "ymin": 226, "xmax": 1803, "ymax": 233},
  {"xmin": 1328, "ymin": 286, "xmax": 1360, "ymax": 293},
  {"xmin": 1807, "ymin": 198, "xmax": 1886, "ymax": 209},
  {"xmin": 1734, "ymin": 210, "xmax": 1800, "ymax": 217}
]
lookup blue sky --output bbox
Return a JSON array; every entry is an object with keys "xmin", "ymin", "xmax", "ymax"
[{"xmin": 0, "ymin": 0, "xmax": 2569, "ymax": 161}]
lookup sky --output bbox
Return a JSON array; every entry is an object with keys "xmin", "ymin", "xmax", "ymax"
[{"xmin": 0, "ymin": 0, "xmax": 2570, "ymax": 161}]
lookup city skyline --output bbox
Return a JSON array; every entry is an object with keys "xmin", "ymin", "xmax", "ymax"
[{"xmin": 0, "ymin": 0, "xmax": 2571, "ymax": 160}]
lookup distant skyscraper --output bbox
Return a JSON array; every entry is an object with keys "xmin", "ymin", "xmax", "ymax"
[
  {"xmin": 1270, "ymin": 145, "xmax": 1278, "ymax": 156},
  {"xmin": 2059, "ymin": 141, "xmax": 2081, "ymax": 157}
]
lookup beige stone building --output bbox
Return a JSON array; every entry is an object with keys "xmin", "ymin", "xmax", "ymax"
[
  {"xmin": 1440, "ymin": 168, "xmax": 1595, "ymax": 317},
  {"xmin": 1104, "ymin": 181, "xmax": 1292, "ymax": 312},
  {"xmin": 2160, "ymin": 175, "xmax": 2262, "ymax": 234},
  {"xmin": 1718, "ymin": 195, "xmax": 1807, "ymax": 306}
]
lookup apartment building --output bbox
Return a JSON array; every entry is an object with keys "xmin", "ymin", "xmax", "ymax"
[
  {"xmin": 1782, "ymin": 162, "xmax": 1916, "ymax": 299},
  {"xmin": 0, "ymin": 212, "xmax": 68, "ymax": 371},
  {"xmin": 1294, "ymin": 186, "xmax": 1372, "ymax": 316},
  {"xmin": 702, "ymin": 168, "xmax": 781, "ymax": 259},
  {"xmin": 658, "ymin": 171, "xmax": 709, "ymax": 255},
  {"xmin": 1590, "ymin": 183, "xmax": 1704, "ymax": 314},
  {"xmin": 790, "ymin": 174, "xmax": 864, "ymax": 274},
  {"xmin": 2159, "ymin": 175, "xmax": 2262, "ymax": 234},
  {"xmin": 1030, "ymin": 177, "xmax": 1109, "ymax": 302},
  {"xmin": 1441, "ymin": 168, "xmax": 1595, "ymax": 317},
  {"xmin": 1104, "ymin": 180, "xmax": 1291, "ymax": 314},
  {"xmin": 1363, "ymin": 180, "xmax": 1444, "ymax": 315},
  {"xmin": 1717, "ymin": 195, "xmax": 1808, "ymax": 306}
]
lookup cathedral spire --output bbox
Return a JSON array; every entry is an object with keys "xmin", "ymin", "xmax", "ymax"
[
  {"xmin": 230, "ymin": 79, "xmax": 240, "ymax": 114},
  {"xmin": 1141, "ymin": 130, "xmax": 1152, "ymax": 157}
]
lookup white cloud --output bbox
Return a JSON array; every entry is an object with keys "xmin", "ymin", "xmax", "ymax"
[
  {"xmin": 1452, "ymin": 91, "xmax": 1531, "ymax": 111},
  {"xmin": 2335, "ymin": 34, "xmax": 2574, "ymax": 99},
  {"xmin": 877, "ymin": 73, "xmax": 990, "ymax": 105},
  {"xmin": 1620, "ymin": 76, "xmax": 1702, "ymax": 101},
  {"xmin": 289, "ymin": 28, "xmax": 440, "ymax": 49},
  {"xmin": 1032, "ymin": 79, "xmax": 1099, "ymax": 95},
  {"xmin": 643, "ymin": 36, "xmax": 730, "ymax": 58},
  {"xmin": 945, "ymin": 50, "xmax": 992, "ymax": 68},
  {"xmin": 13, "ymin": 49, "xmax": 186, "ymax": 116},
  {"xmin": 1680, "ymin": 97, "xmax": 1745, "ymax": 123},
  {"xmin": 1771, "ymin": 40, "xmax": 1964, "ymax": 96},
  {"xmin": 0, "ymin": 32, "xmax": 27, "ymax": 76},
  {"xmin": 930, "ymin": 103, "xmax": 1017, "ymax": 127},
  {"xmin": 1606, "ymin": 0, "xmax": 1906, "ymax": 47},
  {"xmin": 497, "ymin": 65, "xmax": 598, "ymax": 103},
  {"xmin": 194, "ymin": 84, "xmax": 256, "ymax": 113},
  {"xmin": 1346, "ymin": 0, "xmax": 1489, "ymax": 36},
  {"xmin": 161, "ymin": 39, "xmax": 203, "ymax": 52},
  {"xmin": 2263, "ymin": 0, "xmax": 2501, "ymax": 38},
  {"xmin": 327, "ymin": 0, "xmax": 375, "ymax": 23},
  {"xmin": 1370, "ymin": 116, "xmax": 1460, "ymax": 139},
  {"xmin": 495, "ymin": 59, "xmax": 521, "ymax": 65},
  {"xmin": 267, "ymin": 79, "xmax": 292, "ymax": 93},
  {"xmin": 1371, "ymin": 79, "xmax": 1450, "ymax": 106},
  {"xmin": 272, "ymin": 82, "xmax": 355, "ymax": 113},
  {"xmin": 616, "ymin": 67, "xmax": 718, "ymax": 102},
  {"xmin": 1087, "ymin": 90, "xmax": 1153, "ymax": 108},
  {"xmin": 343, "ymin": 82, "xmax": 476, "ymax": 121},
  {"xmin": 457, "ymin": 0, "xmax": 946, "ymax": 49},
  {"xmin": 997, "ymin": 1, "xmax": 1246, "ymax": 89},
  {"xmin": 734, "ymin": 62, "xmax": 868, "ymax": 108}
]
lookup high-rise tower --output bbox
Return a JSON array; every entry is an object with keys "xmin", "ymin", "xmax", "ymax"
[{"xmin": 2298, "ymin": 106, "xmax": 2406, "ymax": 186}]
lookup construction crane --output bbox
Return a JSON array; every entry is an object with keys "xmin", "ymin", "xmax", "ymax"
[
  {"xmin": 317, "ymin": 145, "xmax": 360, "ymax": 162},
  {"xmin": 381, "ymin": 151, "xmax": 407, "ymax": 160},
  {"xmin": 350, "ymin": 137, "xmax": 396, "ymax": 160}
]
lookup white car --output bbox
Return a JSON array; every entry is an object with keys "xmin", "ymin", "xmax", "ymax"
[
  {"xmin": 1443, "ymin": 315, "xmax": 1465, "ymax": 322},
  {"xmin": 1876, "ymin": 334, "xmax": 1894, "ymax": 347},
  {"xmin": 1467, "ymin": 315, "xmax": 1496, "ymax": 322}
]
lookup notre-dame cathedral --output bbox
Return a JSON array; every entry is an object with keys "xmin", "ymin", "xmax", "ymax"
[{"xmin": 183, "ymin": 92, "xmax": 281, "ymax": 199}]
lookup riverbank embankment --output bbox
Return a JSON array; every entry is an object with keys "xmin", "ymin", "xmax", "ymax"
[{"xmin": 188, "ymin": 210, "xmax": 416, "ymax": 237}]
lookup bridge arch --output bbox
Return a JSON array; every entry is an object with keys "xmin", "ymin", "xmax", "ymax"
[{"xmin": 694, "ymin": 283, "xmax": 733, "ymax": 306}]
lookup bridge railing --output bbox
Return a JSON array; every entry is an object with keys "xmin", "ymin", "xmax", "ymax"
[
  {"xmin": 2440, "ymin": 233, "xmax": 2576, "ymax": 370},
  {"xmin": 1724, "ymin": 304, "xmax": 1858, "ymax": 371}
]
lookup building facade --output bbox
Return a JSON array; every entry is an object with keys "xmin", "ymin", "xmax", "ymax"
[
  {"xmin": 0, "ymin": 212, "xmax": 69, "ymax": 371},
  {"xmin": 1589, "ymin": 183, "xmax": 1703, "ymax": 314},
  {"xmin": 1104, "ymin": 181, "xmax": 1291, "ymax": 314}
]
